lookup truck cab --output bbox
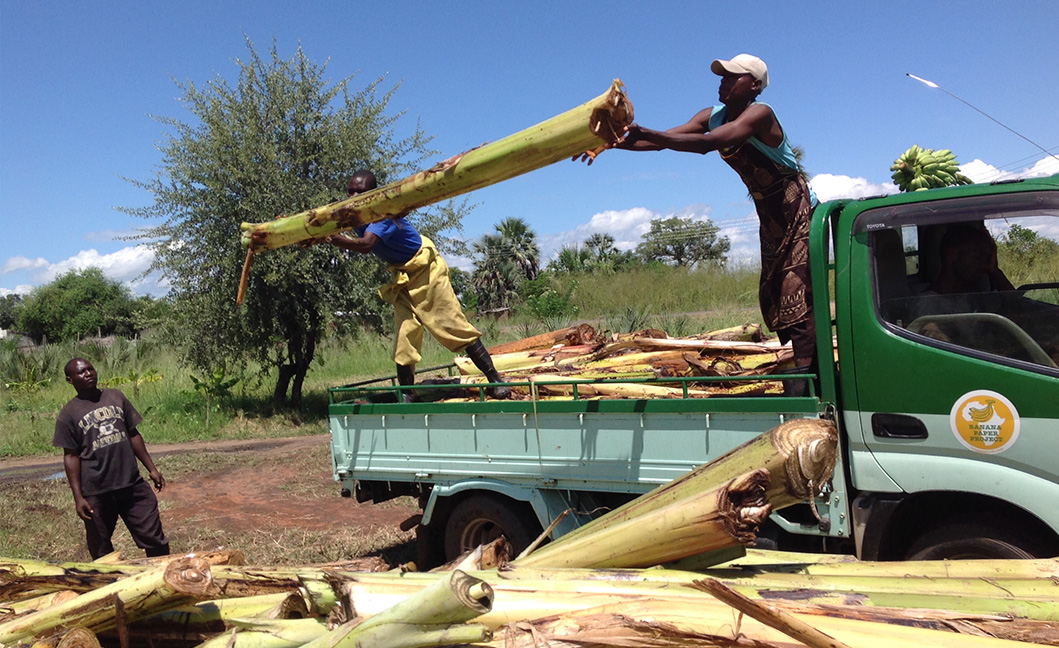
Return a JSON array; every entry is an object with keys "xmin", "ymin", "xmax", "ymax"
[{"xmin": 830, "ymin": 175, "xmax": 1059, "ymax": 560}]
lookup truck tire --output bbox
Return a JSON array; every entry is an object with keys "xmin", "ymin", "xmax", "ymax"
[
  {"xmin": 443, "ymin": 494, "xmax": 538, "ymax": 562},
  {"xmin": 906, "ymin": 523, "xmax": 1038, "ymax": 560}
]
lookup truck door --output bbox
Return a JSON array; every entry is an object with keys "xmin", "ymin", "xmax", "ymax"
[{"xmin": 836, "ymin": 184, "xmax": 1059, "ymax": 558}]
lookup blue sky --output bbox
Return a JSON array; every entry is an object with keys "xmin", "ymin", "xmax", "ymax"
[{"xmin": 3, "ymin": 0, "xmax": 1058, "ymax": 297}]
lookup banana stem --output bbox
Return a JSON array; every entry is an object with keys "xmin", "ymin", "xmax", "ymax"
[{"xmin": 238, "ymin": 80, "xmax": 632, "ymax": 253}]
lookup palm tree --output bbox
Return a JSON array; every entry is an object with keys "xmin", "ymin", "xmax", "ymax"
[
  {"xmin": 584, "ymin": 233, "xmax": 618, "ymax": 270},
  {"xmin": 472, "ymin": 233, "xmax": 519, "ymax": 310},
  {"xmin": 471, "ymin": 218, "xmax": 544, "ymax": 309},
  {"xmin": 495, "ymin": 217, "xmax": 541, "ymax": 281},
  {"xmin": 549, "ymin": 244, "xmax": 592, "ymax": 274}
]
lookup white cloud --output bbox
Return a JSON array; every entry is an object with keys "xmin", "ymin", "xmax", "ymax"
[
  {"xmin": 986, "ymin": 216, "xmax": 1059, "ymax": 244},
  {"xmin": 809, "ymin": 174, "xmax": 897, "ymax": 202},
  {"xmin": 446, "ymin": 253, "xmax": 475, "ymax": 273},
  {"xmin": 1024, "ymin": 155, "xmax": 1059, "ymax": 178},
  {"xmin": 1, "ymin": 245, "xmax": 166, "ymax": 297},
  {"xmin": 528, "ymin": 204, "xmax": 774, "ymax": 270},
  {"xmin": 41, "ymin": 246, "xmax": 156, "ymax": 284},
  {"xmin": 961, "ymin": 154, "xmax": 1059, "ymax": 184},
  {"xmin": 2, "ymin": 256, "xmax": 49, "ymax": 275},
  {"xmin": 0, "ymin": 285, "xmax": 34, "ymax": 297},
  {"xmin": 960, "ymin": 159, "xmax": 1017, "ymax": 184}
]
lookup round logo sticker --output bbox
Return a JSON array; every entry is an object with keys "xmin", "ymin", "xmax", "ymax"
[{"xmin": 950, "ymin": 390, "xmax": 1020, "ymax": 454}]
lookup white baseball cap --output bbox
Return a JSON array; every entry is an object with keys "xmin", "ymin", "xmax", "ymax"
[{"xmin": 711, "ymin": 54, "xmax": 769, "ymax": 89}]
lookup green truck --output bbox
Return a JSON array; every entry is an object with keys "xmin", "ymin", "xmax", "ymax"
[{"xmin": 329, "ymin": 174, "xmax": 1059, "ymax": 566}]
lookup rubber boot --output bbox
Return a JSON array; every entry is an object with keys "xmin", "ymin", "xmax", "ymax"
[
  {"xmin": 396, "ymin": 364, "xmax": 416, "ymax": 403},
  {"xmin": 778, "ymin": 361, "xmax": 814, "ymax": 398},
  {"xmin": 464, "ymin": 339, "xmax": 511, "ymax": 399}
]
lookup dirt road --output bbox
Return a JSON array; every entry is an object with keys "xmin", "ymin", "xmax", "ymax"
[{"xmin": 1, "ymin": 435, "xmax": 327, "ymax": 483}]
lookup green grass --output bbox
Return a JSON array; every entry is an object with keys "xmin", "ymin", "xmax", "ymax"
[
  {"xmin": 5, "ymin": 254, "xmax": 1055, "ymax": 461},
  {"xmin": 998, "ymin": 248, "xmax": 1059, "ymax": 297},
  {"xmin": 558, "ymin": 263, "xmax": 760, "ymax": 318},
  {"xmin": 1, "ymin": 266, "xmax": 764, "ymax": 460},
  {"xmin": 0, "ymin": 331, "xmax": 462, "ymax": 459}
]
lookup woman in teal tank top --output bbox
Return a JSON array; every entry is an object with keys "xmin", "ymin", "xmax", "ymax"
[{"xmin": 611, "ymin": 54, "xmax": 818, "ymax": 395}]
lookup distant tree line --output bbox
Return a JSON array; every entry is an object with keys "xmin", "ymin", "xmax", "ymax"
[
  {"xmin": 12, "ymin": 217, "xmax": 1056, "ymax": 351},
  {"xmin": 1, "ymin": 268, "xmax": 166, "ymax": 343},
  {"xmin": 1, "ymin": 209, "xmax": 731, "ymax": 344},
  {"xmin": 468, "ymin": 215, "xmax": 731, "ymax": 313}
]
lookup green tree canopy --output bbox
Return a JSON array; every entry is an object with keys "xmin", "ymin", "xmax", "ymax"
[
  {"xmin": 584, "ymin": 233, "xmax": 618, "ymax": 262},
  {"xmin": 495, "ymin": 217, "xmax": 541, "ymax": 281},
  {"xmin": 447, "ymin": 266, "xmax": 475, "ymax": 309},
  {"xmin": 0, "ymin": 294, "xmax": 22, "ymax": 330},
  {"xmin": 16, "ymin": 268, "xmax": 138, "ymax": 343},
  {"xmin": 998, "ymin": 223, "xmax": 1059, "ymax": 265},
  {"xmin": 126, "ymin": 39, "xmax": 467, "ymax": 406},
  {"xmin": 635, "ymin": 216, "xmax": 730, "ymax": 267}
]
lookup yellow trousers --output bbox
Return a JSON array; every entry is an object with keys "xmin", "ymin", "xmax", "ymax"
[{"xmin": 378, "ymin": 236, "xmax": 481, "ymax": 366}]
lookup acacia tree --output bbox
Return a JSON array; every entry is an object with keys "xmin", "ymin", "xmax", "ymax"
[
  {"xmin": 126, "ymin": 40, "xmax": 467, "ymax": 406},
  {"xmin": 635, "ymin": 216, "xmax": 730, "ymax": 267},
  {"xmin": 999, "ymin": 224, "xmax": 1059, "ymax": 265}
]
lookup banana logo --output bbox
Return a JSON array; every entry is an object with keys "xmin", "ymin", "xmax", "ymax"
[
  {"xmin": 949, "ymin": 390, "xmax": 1020, "ymax": 454},
  {"xmin": 967, "ymin": 399, "xmax": 996, "ymax": 423}
]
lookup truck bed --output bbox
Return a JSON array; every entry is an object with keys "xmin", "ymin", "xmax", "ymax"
[{"xmin": 330, "ymin": 376, "xmax": 822, "ymax": 492}]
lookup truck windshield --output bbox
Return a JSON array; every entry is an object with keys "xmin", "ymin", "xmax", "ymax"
[{"xmin": 863, "ymin": 193, "xmax": 1059, "ymax": 373}]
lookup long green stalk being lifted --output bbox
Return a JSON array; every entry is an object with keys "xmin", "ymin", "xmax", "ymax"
[{"xmin": 236, "ymin": 80, "xmax": 633, "ymax": 304}]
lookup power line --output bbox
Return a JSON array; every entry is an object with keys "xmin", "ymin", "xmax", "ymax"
[{"xmin": 908, "ymin": 74, "xmax": 1059, "ymax": 166}]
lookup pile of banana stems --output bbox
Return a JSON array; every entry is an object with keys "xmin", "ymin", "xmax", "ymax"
[
  {"xmin": 3, "ymin": 421, "xmax": 1056, "ymax": 647},
  {"xmin": 446, "ymin": 323, "xmax": 796, "ymax": 400},
  {"xmin": 4, "ymin": 552, "xmax": 1057, "ymax": 647},
  {"xmin": 235, "ymin": 81, "xmax": 633, "ymax": 305}
]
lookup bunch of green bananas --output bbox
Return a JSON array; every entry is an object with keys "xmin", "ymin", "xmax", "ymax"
[{"xmin": 890, "ymin": 144, "xmax": 973, "ymax": 192}]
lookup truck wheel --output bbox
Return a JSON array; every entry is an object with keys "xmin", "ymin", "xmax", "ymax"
[
  {"xmin": 443, "ymin": 494, "xmax": 538, "ymax": 562},
  {"xmin": 906, "ymin": 523, "xmax": 1038, "ymax": 560}
]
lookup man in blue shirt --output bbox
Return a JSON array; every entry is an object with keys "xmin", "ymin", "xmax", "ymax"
[{"xmin": 321, "ymin": 170, "xmax": 510, "ymax": 400}]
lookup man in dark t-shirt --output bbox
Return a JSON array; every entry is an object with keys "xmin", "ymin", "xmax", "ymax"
[{"xmin": 54, "ymin": 358, "xmax": 169, "ymax": 559}]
